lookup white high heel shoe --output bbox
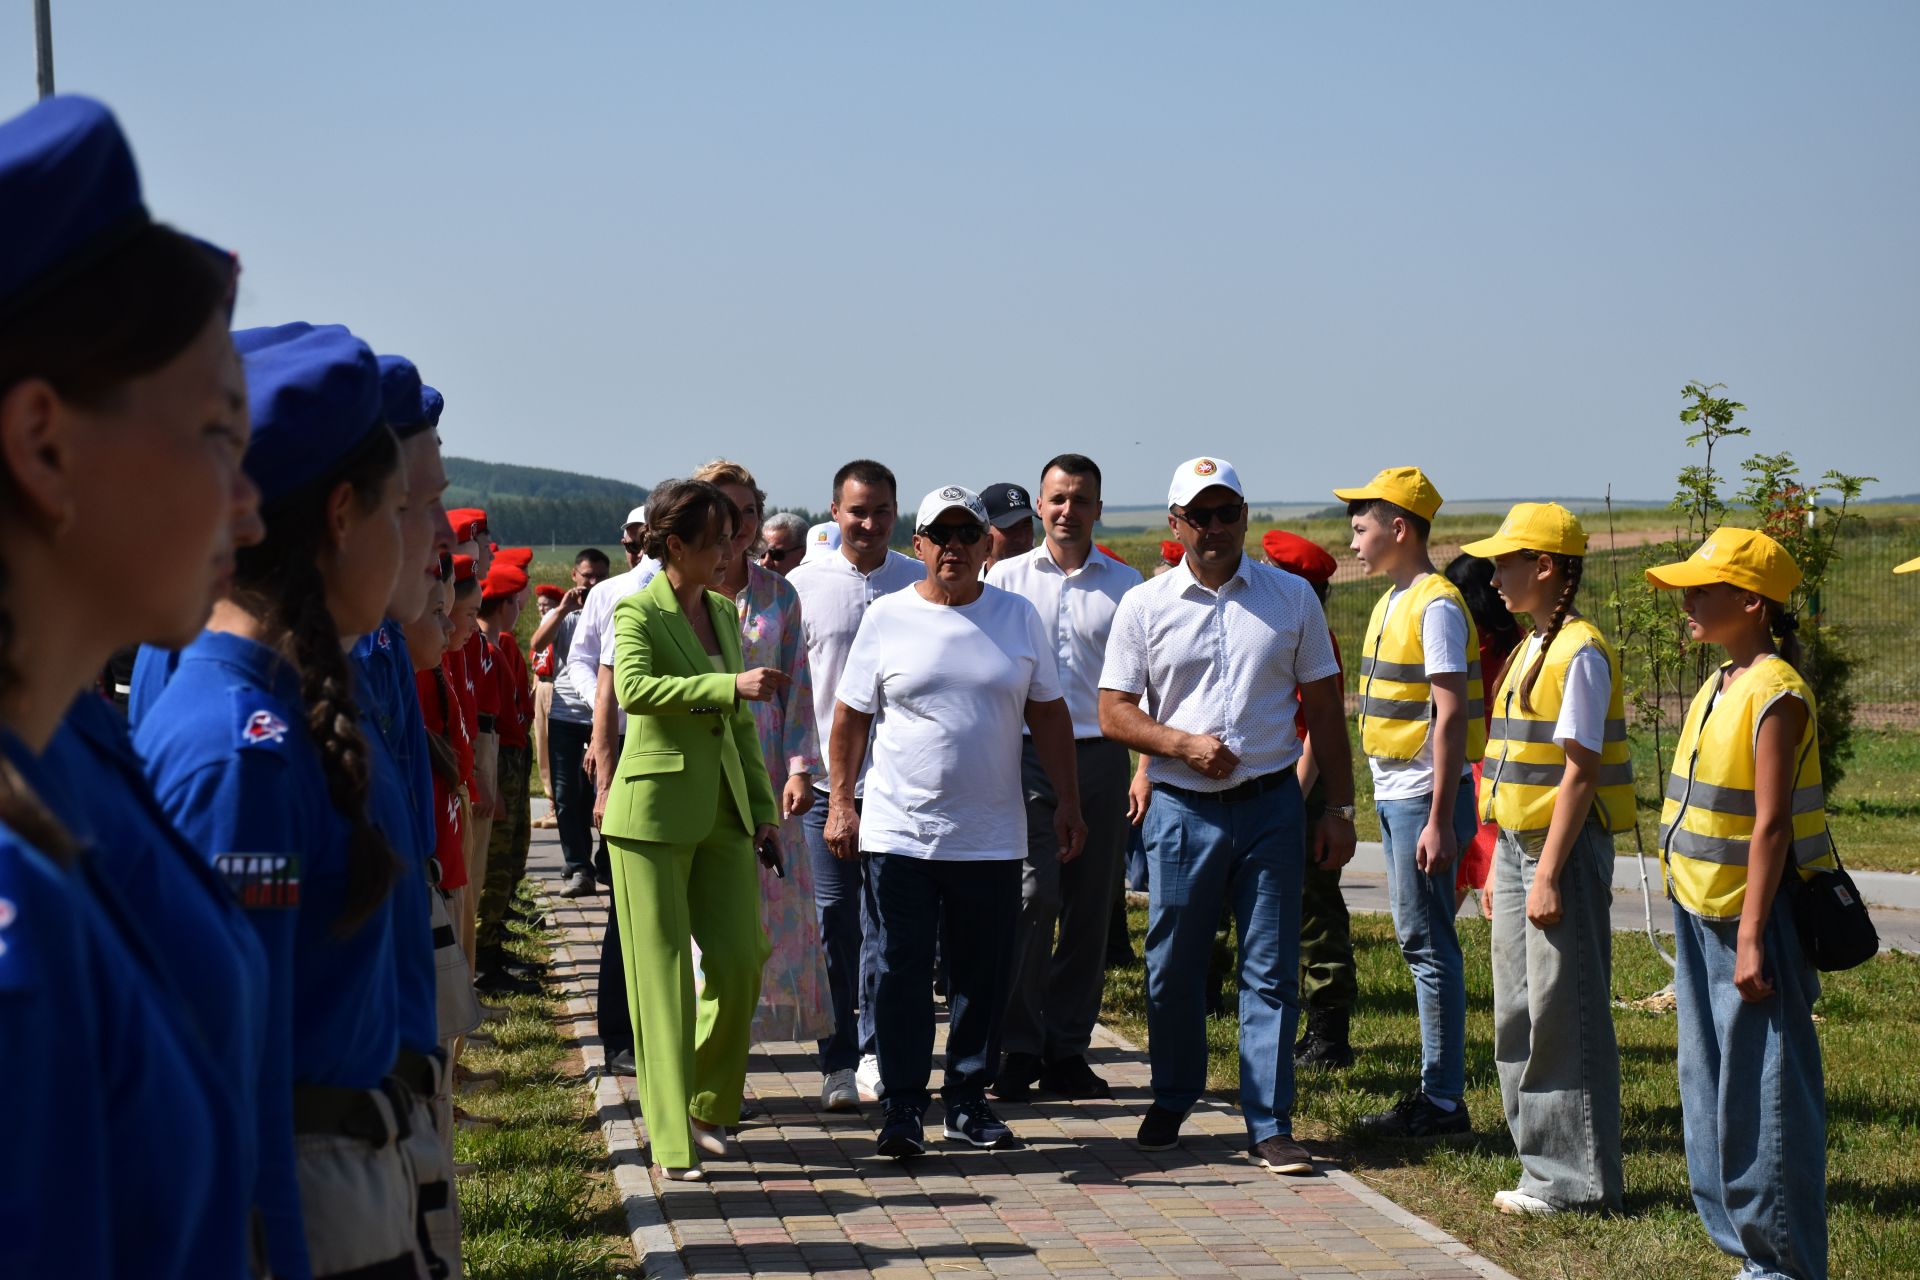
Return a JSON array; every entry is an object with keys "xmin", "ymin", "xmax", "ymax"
[{"xmin": 691, "ymin": 1120, "xmax": 734, "ymax": 1159}]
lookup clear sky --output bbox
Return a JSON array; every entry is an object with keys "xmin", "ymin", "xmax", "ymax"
[{"xmin": 9, "ymin": 3, "xmax": 1916, "ymax": 511}]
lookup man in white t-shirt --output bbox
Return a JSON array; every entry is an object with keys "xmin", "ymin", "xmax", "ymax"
[
  {"xmin": 1098, "ymin": 456, "xmax": 1354, "ymax": 1176},
  {"xmin": 829, "ymin": 484, "xmax": 1086, "ymax": 1159},
  {"xmin": 984, "ymin": 454, "xmax": 1142, "ymax": 1103},
  {"xmin": 784, "ymin": 460, "xmax": 923, "ymax": 1111}
]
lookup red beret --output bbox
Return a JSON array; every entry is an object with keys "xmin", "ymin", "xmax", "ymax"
[
  {"xmin": 446, "ymin": 507, "xmax": 487, "ymax": 537},
  {"xmin": 451, "ymin": 554, "xmax": 476, "ymax": 584},
  {"xmin": 1159, "ymin": 540, "xmax": 1186, "ymax": 565},
  {"xmin": 1262, "ymin": 530, "xmax": 1338, "ymax": 583},
  {"xmin": 496, "ymin": 546, "xmax": 534, "ymax": 569},
  {"xmin": 482, "ymin": 563, "xmax": 529, "ymax": 601},
  {"xmin": 534, "ymin": 583, "xmax": 565, "ymax": 600}
]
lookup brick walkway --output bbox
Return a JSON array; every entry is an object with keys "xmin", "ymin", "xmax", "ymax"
[{"xmin": 530, "ymin": 831, "xmax": 1517, "ymax": 1280}]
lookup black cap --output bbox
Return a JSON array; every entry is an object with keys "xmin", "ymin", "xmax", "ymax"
[{"xmin": 979, "ymin": 482, "xmax": 1035, "ymax": 529}]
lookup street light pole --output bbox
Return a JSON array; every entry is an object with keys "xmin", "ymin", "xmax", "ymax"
[{"xmin": 34, "ymin": 0, "xmax": 56, "ymax": 98}]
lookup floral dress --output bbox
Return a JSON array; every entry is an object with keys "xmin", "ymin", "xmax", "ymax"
[{"xmin": 725, "ymin": 562, "xmax": 835, "ymax": 1044}]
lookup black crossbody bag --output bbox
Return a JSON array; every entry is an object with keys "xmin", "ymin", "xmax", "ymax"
[{"xmin": 1788, "ymin": 837, "xmax": 1879, "ymax": 972}]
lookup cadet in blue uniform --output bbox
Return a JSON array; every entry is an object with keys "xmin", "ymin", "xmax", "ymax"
[
  {"xmin": 140, "ymin": 321, "xmax": 422, "ymax": 1280},
  {"xmin": 0, "ymin": 95, "xmax": 258, "ymax": 1278}
]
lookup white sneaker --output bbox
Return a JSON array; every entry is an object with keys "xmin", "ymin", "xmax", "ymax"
[
  {"xmin": 1494, "ymin": 1188, "xmax": 1560, "ymax": 1216},
  {"xmin": 855, "ymin": 1054, "xmax": 882, "ymax": 1102},
  {"xmin": 821, "ymin": 1068, "xmax": 860, "ymax": 1111}
]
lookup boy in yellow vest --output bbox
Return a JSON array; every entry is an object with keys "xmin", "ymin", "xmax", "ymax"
[{"xmin": 1335, "ymin": 467, "xmax": 1483, "ymax": 1139}]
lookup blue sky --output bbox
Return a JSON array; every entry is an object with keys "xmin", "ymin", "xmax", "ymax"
[{"xmin": 9, "ymin": 3, "xmax": 1916, "ymax": 511}]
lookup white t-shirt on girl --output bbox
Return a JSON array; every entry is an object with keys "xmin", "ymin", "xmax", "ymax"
[
  {"xmin": 836, "ymin": 583, "xmax": 1064, "ymax": 861},
  {"xmin": 1512, "ymin": 628, "xmax": 1613, "ymax": 754}
]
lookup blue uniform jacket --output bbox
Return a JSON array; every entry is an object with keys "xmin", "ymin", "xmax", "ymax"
[
  {"xmin": 138, "ymin": 630, "xmax": 401, "ymax": 1280},
  {"xmin": 0, "ymin": 729, "xmax": 231, "ymax": 1279},
  {"xmin": 124, "ymin": 640, "xmax": 181, "ymax": 732}
]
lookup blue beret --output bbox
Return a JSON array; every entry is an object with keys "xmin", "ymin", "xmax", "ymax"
[
  {"xmin": 376, "ymin": 354, "xmax": 437, "ymax": 439},
  {"xmin": 0, "ymin": 95, "xmax": 148, "ymax": 313},
  {"xmin": 235, "ymin": 323, "xmax": 385, "ymax": 505},
  {"xmin": 419, "ymin": 385, "xmax": 444, "ymax": 430}
]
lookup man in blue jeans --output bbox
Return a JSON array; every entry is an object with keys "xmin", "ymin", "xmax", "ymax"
[{"xmin": 1099, "ymin": 456, "xmax": 1355, "ymax": 1176}]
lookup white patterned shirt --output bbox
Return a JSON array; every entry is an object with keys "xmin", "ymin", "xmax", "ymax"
[
  {"xmin": 1099, "ymin": 551, "xmax": 1340, "ymax": 792},
  {"xmin": 987, "ymin": 543, "xmax": 1143, "ymax": 739}
]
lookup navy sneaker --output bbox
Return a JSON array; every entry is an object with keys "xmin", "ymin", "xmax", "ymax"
[
  {"xmin": 875, "ymin": 1102, "xmax": 926, "ymax": 1159},
  {"xmin": 1356, "ymin": 1090, "xmax": 1471, "ymax": 1140},
  {"xmin": 943, "ymin": 1101, "xmax": 1017, "ymax": 1149}
]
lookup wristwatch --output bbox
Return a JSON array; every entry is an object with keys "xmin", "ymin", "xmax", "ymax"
[{"xmin": 1327, "ymin": 804, "xmax": 1357, "ymax": 823}]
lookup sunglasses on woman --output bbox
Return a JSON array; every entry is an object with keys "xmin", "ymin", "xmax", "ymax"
[{"xmin": 918, "ymin": 522, "xmax": 986, "ymax": 547}]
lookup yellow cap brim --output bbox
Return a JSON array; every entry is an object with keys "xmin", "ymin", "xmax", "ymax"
[
  {"xmin": 1897, "ymin": 555, "xmax": 1920, "ymax": 575},
  {"xmin": 1330, "ymin": 484, "xmax": 1377, "ymax": 504},
  {"xmin": 1645, "ymin": 559, "xmax": 1722, "ymax": 590},
  {"xmin": 1333, "ymin": 484, "xmax": 1441, "ymax": 521},
  {"xmin": 1457, "ymin": 534, "xmax": 1524, "ymax": 559}
]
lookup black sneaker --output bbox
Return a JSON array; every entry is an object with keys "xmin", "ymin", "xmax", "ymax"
[
  {"xmin": 1134, "ymin": 1103, "xmax": 1186, "ymax": 1151},
  {"xmin": 1249, "ymin": 1134, "xmax": 1316, "ymax": 1175},
  {"xmin": 943, "ymin": 1101, "xmax": 1017, "ymax": 1149},
  {"xmin": 476, "ymin": 965, "xmax": 543, "ymax": 996},
  {"xmin": 876, "ymin": 1103, "xmax": 926, "ymax": 1159},
  {"xmin": 990, "ymin": 1051, "xmax": 1044, "ymax": 1103},
  {"xmin": 607, "ymin": 1050, "xmax": 637, "ymax": 1078},
  {"xmin": 1038, "ymin": 1055, "xmax": 1112, "ymax": 1100},
  {"xmin": 1356, "ymin": 1091, "xmax": 1471, "ymax": 1140},
  {"xmin": 1293, "ymin": 1009, "xmax": 1354, "ymax": 1070}
]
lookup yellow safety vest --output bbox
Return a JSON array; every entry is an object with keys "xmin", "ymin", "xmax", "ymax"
[
  {"xmin": 1479, "ymin": 618, "xmax": 1637, "ymax": 843},
  {"xmin": 1659, "ymin": 656, "xmax": 1836, "ymax": 921},
  {"xmin": 1357, "ymin": 573, "xmax": 1487, "ymax": 763}
]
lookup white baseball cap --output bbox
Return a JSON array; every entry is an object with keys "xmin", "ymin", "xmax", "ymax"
[
  {"xmin": 620, "ymin": 505, "xmax": 647, "ymax": 535},
  {"xmin": 1167, "ymin": 456, "xmax": 1245, "ymax": 509},
  {"xmin": 802, "ymin": 521, "xmax": 841, "ymax": 561},
  {"xmin": 915, "ymin": 484, "xmax": 990, "ymax": 531}
]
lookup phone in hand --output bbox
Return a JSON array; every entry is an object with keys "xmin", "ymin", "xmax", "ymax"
[{"xmin": 757, "ymin": 834, "xmax": 785, "ymax": 879}]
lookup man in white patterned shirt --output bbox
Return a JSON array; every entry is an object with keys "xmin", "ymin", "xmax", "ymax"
[{"xmin": 1098, "ymin": 455, "xmax": 1356, "ymax": 1176}]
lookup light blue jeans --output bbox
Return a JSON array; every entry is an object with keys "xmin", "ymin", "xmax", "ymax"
[
  {"xmin": 1674, "ymin": 897, "xmax": 1827, "ymax": 1280},
  {"xmin": 1141, "ymin": 773, "xmax": 1304, "ymax": 1144},
  {"xmin": 1376, "ymin": 778, "xmax": 1477, "ymax": 1102}
]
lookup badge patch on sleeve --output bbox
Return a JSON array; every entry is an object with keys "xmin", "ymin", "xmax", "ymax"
[
  {"xmin": 215, "ymin": 854, "xmax": 301, "ymax": 909},
  {"xmin": 239, "ymin": 709, "xmax": 290, "ymax": 747}
]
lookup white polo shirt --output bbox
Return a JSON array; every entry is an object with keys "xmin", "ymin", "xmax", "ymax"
[
  {"xmin": 986, "ymin": 542, "xmax": 1143, "ymax": 739},
  {"xmin": 1099, "ymin": 552, "xmax": 1340, "ymax": 792},
  {"xmin": 785, "ymin": 547, "xmax": 923, "ymax": 795},
  {"xmin": 558, "ymin": 557, "xmax": 660, "ymax": 735}
]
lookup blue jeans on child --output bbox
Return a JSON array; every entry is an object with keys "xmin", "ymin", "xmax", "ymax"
[
  {"xmin": 1141, "ymin": 771, "xmax": 1305, "ymax": 1145},
  {"xmin": 1673, "ymin": 895, "xmax": 1826, "ymax": 1280},
  {"xmin": 1376, "ymin": 778, "xmax": 1477, "ymax": 1103}
]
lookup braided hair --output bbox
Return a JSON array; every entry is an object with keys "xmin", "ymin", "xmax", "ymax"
[
  {"xmin": 230, "ymin": 426, "xmax": 403, "ymax": 934},
  {"xmin": 1508, "ymin": 552, "xmax": 1585, "ymax": 715},
  {"xmin": 1768, "ymin": 602, "xmax": 1806, "ymax": 675}
]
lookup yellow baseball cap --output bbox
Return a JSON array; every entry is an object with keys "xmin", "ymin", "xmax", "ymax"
[
  {"xmin": 1896, "ymin": 555, "xmax": 1920, "ymax": 575},
  {"xmin": 1645, "ymin": 527, "xmax": 1802, "ymax": 602},
  {"xmin": 1332, "ymin": 466, "xmax": 1443, "ymax": 521},
  {"xmin": 1458, "ymin": 502, "xmax": 1589, "ymax": 559}
]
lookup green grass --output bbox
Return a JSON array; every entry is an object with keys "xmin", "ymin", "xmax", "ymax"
[
  {"xmin": 1101, "ymin": 909, "xmax": 1920, "ymax": 1280},
  {"xmin": 455, "ymin": 898, "xmax": 639, "ymax": 1279}
]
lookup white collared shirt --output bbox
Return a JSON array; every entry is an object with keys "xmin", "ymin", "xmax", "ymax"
[
  {"xmin": 987, "ymin": 542, "xmax": 1143, "ymax": 739},
  {"xmin": 1099, "ymin": 551, "xmax": 1339, "ymax": 791},
  {"xmin": 785, "ymin": 547, "xmax": 925, "ymax": 793},
  {"xmin": 557, "ymin": 557, "xmax": 660, "ymax": 734}
]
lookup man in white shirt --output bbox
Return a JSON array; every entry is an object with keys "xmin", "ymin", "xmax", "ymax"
[
  {"xmin": 527, "ymin": 547, "xmax": 611, "ymax": 897},
  {"xmin": 829, "ymin": 485, "xmax": 1085, "ymax": 1158},
  {"xmin": 784, "ymin": 459, "xmax": 923, "ymax": 1111},
  {"xmin": 1098, "ymin": 455, "xmax": 1355, "ymax": 1176},
  {"xmin": 984, "ymin": 454, "xmax": 1142, "ymax": 1103}
]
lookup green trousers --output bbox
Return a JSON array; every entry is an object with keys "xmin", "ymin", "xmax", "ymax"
[
  {"xmin": 606, "ymin": 798, "xmax": 770, "ymax": 1169},
  {"xmin": 477, "ymin": 745, "xmax": 531, "ymax": 952}
]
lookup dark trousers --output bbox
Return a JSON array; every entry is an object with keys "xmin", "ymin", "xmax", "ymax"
[
  {"xmin": 548, "ymin": 717, "xmax": 596, "ymax": 879},
  {"xmin": 477, "ymin": 745, "xmax": 531, "ymax": 952},
  {"xmin": 594, "ymin": 733, "xmax": 630, "ymax": 1057},
  {"xmin": 803, "ymin": 795, "xmax": 880, "ymax": 1072},
  {"xmin": 873, "ymin": 853, "xmax": 1022, "ymax": 1112},
  {"xmin": 1298, "ymin": 778, "xmax": 1355, "ymax": 1013}
]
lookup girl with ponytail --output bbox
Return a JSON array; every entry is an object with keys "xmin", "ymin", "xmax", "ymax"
[
  {"xmin": 137, "ymin": 323, "xmax": 425, "ymax": 1280},
  {"xmin": 1, "ymin": 95, "xmax": 259, "ymax": 1278},
  {"xmin": 1460, "ymin": 504, "xmax": 1631, "ymax": 1217}
]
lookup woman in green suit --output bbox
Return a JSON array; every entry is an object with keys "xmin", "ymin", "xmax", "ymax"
[{"xmin": 602, "ymin": 479, "xmax": 790, "ymax": 1179}]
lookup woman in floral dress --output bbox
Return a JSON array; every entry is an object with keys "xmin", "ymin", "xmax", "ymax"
[{"xmin": 695, "ymin": 460, "xmax": 836, "ymax": 1045}]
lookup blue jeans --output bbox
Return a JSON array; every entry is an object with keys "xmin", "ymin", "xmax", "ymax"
[
  {"xmin": 1674, "ymin": 897, "xmax": 1826, "ymax": 1280},
  {"xmin": 871, "ymin": 854, "xmax": 1023, "ymax": 1112},
  {"xmin": 803, "ymin": 795, "xmax": 879, "ymax": 1072},
  {"xmin": 1142, "ymin": 772, "xmax": 1305, "ymax": 1144},
  {"xmin": 1376, "ymin": 778, "xmax": 1477, "ymax": 1102}
]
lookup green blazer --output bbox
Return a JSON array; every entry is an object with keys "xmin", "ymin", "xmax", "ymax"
[{"xmin": 600, "ymin": 570, "xmax": 777, "ymax": 847}]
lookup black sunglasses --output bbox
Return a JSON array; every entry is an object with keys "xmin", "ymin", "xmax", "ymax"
[
  {"xmin": 761, "ymin": 544, "xmax": 804, "ymax": 562},
  {"xmin": 1173, "ymin": 501, "xmax": 1245, "ymax": 530},
  {"xmin": 919, "ymin": 522, "xmax": 986, "ymax": 547}
]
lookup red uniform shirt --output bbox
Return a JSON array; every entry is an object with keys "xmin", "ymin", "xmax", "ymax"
[
  {"xmin": 443, "ymin": 644, "xmax": 479, "ymax": 744},
  {"xmin": 494, "ymin": 633, "xmax": 532, "ymax": 749},
  {"xmin": 415, "ymin": 667, "xmax": 470, "ymax": 889},
  {"xmin": 466, "ymin": 632, "xmax": 500, "ymax": 725}
]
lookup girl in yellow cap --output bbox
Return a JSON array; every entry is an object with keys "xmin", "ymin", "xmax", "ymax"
[
  {"xmin": 1462, "ymin": 503, "xmax": 1631, "ymax": 1217},
  {"xmin": 1647, "ymin": 526, "xmax": 1830, "ymax": 1280}
]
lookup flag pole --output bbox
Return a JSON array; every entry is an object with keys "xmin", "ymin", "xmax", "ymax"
[{"xmin": 34, "ymin": 0, "xmax": 56, "ymax": 98}]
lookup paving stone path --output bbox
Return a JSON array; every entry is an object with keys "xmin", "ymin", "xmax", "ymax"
[{"xmin": 529, "ymin": 831, "xmax": 1518, "ymax": 1280}]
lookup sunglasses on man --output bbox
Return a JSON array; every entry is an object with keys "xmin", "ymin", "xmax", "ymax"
[
  {"xmin": 918, "ymin": 522, "xmax": 986, "ymax": 547},
  {"xmin": 1172, "ymin": 501, "xmax": 1246, "ymax": 530},
  {"xmin": 760, "ymin": 544, "xmax": 804, "ymax": 565}
]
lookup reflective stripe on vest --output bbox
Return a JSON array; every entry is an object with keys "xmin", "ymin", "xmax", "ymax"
[
  {"xmin": 1356, "ymin": 574, "xmax": 1487, "ymax": 763},
  {"xmin": 1657, "ymin": 657, "xmax": 1836, "ymax": 921},
  {"xmin": 1478, "ymin": 618, "xmax": 1637, "ymax": 841}
]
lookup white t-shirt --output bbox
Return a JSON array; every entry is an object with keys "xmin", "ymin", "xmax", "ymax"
[
  {"xmin": 1511, "ymin": 630, "xmax": 1613, "ymax": 754},
  {"xmin": 1368, "ymin": 581, "xmax": 1472, "ymax": 802},
  {"xmin": 836, "ymin": 584, "xmax": 1064, "ymax": 861}
]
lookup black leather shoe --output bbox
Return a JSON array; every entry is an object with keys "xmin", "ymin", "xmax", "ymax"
[
  {"xmin": 1039, "ymin": 1055, "xmax": 1112, "ymax": 1100},
  {"xmin": 1134, "ymin": 1103, "xmax": 1185, "ymax": 1151},
  {"xmin": 990, "ymin": 1052, "xmax": 1044, "ymax": 1102}
]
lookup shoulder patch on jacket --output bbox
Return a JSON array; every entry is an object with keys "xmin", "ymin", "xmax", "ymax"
[{"xmin": 232, "ymin": 688, "xmax": 297, "ymax": 752}]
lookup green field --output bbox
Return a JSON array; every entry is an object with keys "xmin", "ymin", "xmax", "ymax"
[{"xmin": 1101, "ymin": 911, "xmax": 1920, "ymax": 1280}]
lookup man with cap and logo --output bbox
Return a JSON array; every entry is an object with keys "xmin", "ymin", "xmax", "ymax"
[
  {"xmin": 786, "ymin": 459, "xmax": 924, "ymax": 1109},
  {"xmin": 1098, "ymin": 456, "xmax": 1354, "ymax": 1176},
  {"xmin": 985, "ymin": 454, "xmax": 1143, "ymax": 1103},
  {"xmin": 981, "ymin": 480, "xmax": 1037, "ymax": 572},
  {"xmin": 828, "ymin": 484, "xmax": 1085, "ymax": 1158}
]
